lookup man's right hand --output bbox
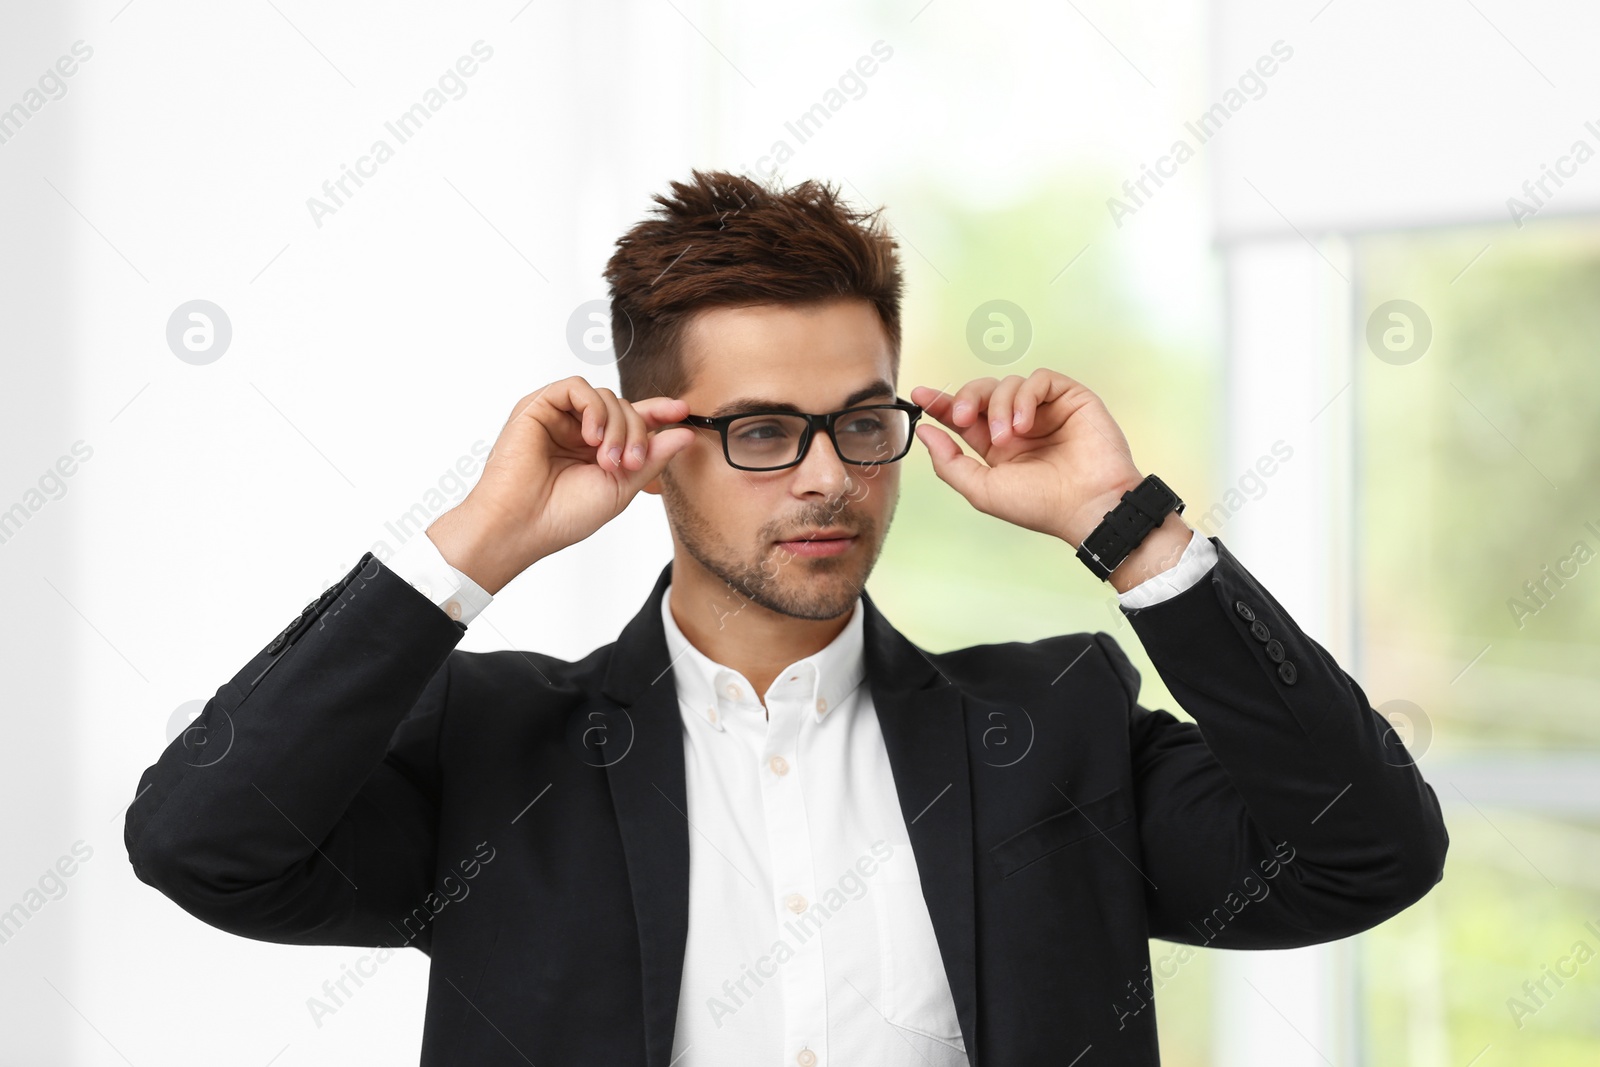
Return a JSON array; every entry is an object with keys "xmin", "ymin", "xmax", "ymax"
[{"xmin": 425, "ymin": 376, "xmax": 696, "ymax": 594}]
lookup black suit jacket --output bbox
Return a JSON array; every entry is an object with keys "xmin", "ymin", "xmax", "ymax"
[{"xmin": 125, "ymin": 535, "xmax": 1447, "ymax": 1065}]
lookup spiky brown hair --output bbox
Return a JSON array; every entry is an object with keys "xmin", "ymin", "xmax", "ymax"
[{"xmin": 603, "ymin": 169, "xmax": 904, "ymax": 403}]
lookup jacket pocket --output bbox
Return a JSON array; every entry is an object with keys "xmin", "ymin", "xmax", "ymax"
[{"xmin": 988, "ymin": 787, "xmax": 1134, "ymax": 879}]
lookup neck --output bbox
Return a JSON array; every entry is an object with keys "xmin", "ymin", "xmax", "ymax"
[{"xmin": 666, "ymin": 553, "xmax": 856, "ymax": 704}]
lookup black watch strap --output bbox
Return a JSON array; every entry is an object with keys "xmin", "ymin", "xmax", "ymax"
[{"xmin": 1075, "ymin": 474, "xmax": 1185, "ymax": 581}]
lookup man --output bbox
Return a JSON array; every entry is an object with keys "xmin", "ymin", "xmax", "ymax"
[{"xmin": 125, "ymin": 169, "xmax": 1448, "ymax": 1066}]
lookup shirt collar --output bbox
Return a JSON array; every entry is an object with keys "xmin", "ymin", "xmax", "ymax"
[{"xmin": 658, "ymin": 582, "xmax": 866, "ymax": 732}]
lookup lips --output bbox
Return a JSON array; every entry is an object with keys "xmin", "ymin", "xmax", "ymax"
[
  {"xmin": 774, "ymin": 530, "xmax": 858, "ymax": 557},
  {"xmin": 778, "ymin": 529, "xmax": 855, "ymax": 543}
]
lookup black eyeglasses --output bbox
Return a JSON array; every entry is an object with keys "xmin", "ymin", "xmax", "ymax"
[{"xmin": 673, "ymin": 398, "xmax": 924, "ymax": 472}]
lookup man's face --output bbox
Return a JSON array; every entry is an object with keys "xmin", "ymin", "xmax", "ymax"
[{"xmin": 643, "ymin": 296, "xmax": 902, "ymax": 622}]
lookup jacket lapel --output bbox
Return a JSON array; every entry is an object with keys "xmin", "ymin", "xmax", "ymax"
[
  {"xmin": 601, "ymin": 560, "xmax": 979, "ymax": 1067},
  {"xmin": 861, "ymin": 586, "xmax": 981, "ymax": 1063}
]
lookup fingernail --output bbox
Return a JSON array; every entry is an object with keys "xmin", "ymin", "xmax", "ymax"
[
  {"xmin": 630, "ymin": 444, "xmax": 644, "ymax": 463},
  {"xmin": 991, "ymin": 418, "xmax": 1005, "ymax": 436},
  {"xmin": 1013, "ymin": 410, "xmax": 1024, "ymax": 427},
  {"xmin": 954, "ymin": 402, "xmax": 970, "ymax": 419},
  {"xmin": 608, "ymin": 446, "xmax": 622, "ymax": 465}
]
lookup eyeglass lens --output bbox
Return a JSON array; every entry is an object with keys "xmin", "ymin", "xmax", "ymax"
[{"xmin": 726, "ymin": 407, "xmax": 911, "ymax": 469}]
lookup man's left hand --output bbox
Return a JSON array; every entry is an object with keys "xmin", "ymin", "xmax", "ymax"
[{"xmin": 910, "ymin": 370, "xmax": 1150, "ymax": 548}]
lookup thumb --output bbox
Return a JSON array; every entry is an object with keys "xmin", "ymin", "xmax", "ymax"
[
  {"xmin": 624, "ymin": 426, "xmax": 697, "ymax": 491},
  {"xmin": 916, "ymin": 424, "xmax": 990, "ymax": 505}
]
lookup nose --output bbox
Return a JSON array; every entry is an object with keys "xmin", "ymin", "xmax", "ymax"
[{"xmin": 790, "ymin": 426, "xmax": 853, "ymax": 498}]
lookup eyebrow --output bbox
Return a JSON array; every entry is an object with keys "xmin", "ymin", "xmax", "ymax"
[{"xmin": 710, "ymin": 379, "xmax": 896, "ymax": 418}]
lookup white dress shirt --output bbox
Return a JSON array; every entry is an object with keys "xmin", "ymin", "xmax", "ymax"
[{"xmin": 383, "ymin": 525, "xmax": 1217, "ymax": 1064}]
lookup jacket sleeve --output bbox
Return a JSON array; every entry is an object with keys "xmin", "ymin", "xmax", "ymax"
[
  {"xmin": 123, "ymin": 552, "xmax": 468, "ymax": 954},
  {"xmin": 1095, "ymin": 534, "xmax": 1448, "ymax": 949}
]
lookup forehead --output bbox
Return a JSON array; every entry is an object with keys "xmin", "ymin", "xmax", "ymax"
[{"xmin": 679, "ymin": 297, "xmax": 895, "ymax": 411}]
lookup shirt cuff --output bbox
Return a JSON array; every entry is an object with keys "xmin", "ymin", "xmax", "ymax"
[
  {"xmin": 383, "ymin": 532, "xmax": 494, "ymax": 625},
  {"xmin": 1114, "ymin": 526, "xmax": 1217, "ymax": 610}
]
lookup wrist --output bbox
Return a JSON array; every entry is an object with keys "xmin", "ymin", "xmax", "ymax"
[
  {"xmin": 1105, "ymin": 512, "xmax": 1194, "ymax": 594},
  {"xmin": 1061, "ymin": 482, "xmax": 1141, "ymax": 550},
  {"xmin": 426, "ymin": 504, "xmax": 532, "ymax": 596}
]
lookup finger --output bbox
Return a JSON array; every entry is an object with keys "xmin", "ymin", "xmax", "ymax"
[
  {"xmin": 1010, "ymin": 369, "xmax": 1046, "ymax": 435},
  {"xmin": 616, "ymin": 396, "xmax": 649, "ymax": 470},
  {"xmin": 947, "ymin": 377, "xmax": 999, "ymax": 429},
  {"xmin": 914, "ymin": 423, "xmax": 990, "ymax": 506},
  {"xmin": 911, "ymin": 384, "xmax": 993, "ymax": 455},
  {"xmin": 506, "ymin": 382, "xmax": 556, "ymax": 433},
  {"xmin": 622, "ymin": 425, "xmax": 697, "ymax": 492},
  {"xmin": 1012, "ymin": 369, "xmax": 1072, "ymax": 436},
  {"xmin": 986, "ymin": 375, "xmax": 1027, "ymax": 443},
  {"xmin": 592, "ymin": 388, "xmax": 629, "ymax": 470},
  {"xmin": 626, "ymin": 395, "xmax": 691, "ymax": 430},
  {"xmin": 540, "ymin": 376, "xmax": 607, "ymax": 447}
]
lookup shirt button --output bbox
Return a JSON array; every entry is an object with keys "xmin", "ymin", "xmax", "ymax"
[
  {"xmin": 797, "ymin": 1050, "xmax": 817, "ymax": 1067},
  {"xmin": 416, "ymin": 583, "xmax": 432, "ymax": 597},
  {"xmin": 815, "ymin": 696, "xmax": 827, "ymax": 715},
  {"xmin": 785, "ymin": 893, "xmax": 808, "ymax": 914},
  {"xmin": 445, "ymin": 600, "xmax": 462, "ymax": 620},
  {"xmin": 707, "ymin": 707, "xmax": 718, "ymax": 724},
  {"xmin": 769, "ymin": 755, "xmax": 790, "ymax": 776},
  {"xmin": 725, "ymin": 682, "xmax": 743, "ymax": 701}
]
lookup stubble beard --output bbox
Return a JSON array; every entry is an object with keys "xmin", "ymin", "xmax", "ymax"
[{"xmin": 659, "ymin": 470, "xmax": 896, "ymax": 621}]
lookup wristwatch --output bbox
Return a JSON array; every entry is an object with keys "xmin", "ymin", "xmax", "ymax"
[{"xmin": 1075, "ymin": 474, "xmax": 1185, "ymax": 581}]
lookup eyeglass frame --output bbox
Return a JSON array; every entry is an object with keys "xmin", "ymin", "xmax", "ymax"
[{"xmin": 671, "ymin": 398, "xmax": 924, "ymax": 472}]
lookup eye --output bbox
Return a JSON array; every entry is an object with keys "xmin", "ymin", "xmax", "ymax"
[
  {"xmin": 735, "ymin": 421, "xmax": 792, "ymax": 441},
  {"xmin": 839, "ymin": 414, "xmax": 887, "ymax": 434}
]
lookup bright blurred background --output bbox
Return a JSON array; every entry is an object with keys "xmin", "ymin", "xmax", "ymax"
[{"xmin": 2, "ymin": 0, "xmax": 1597, "ymax": 1063}]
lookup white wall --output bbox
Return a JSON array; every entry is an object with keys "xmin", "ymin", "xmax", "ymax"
[{"xmin": 9, "ymin": 0, "xmax": 1562, "ymax": 1061}]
